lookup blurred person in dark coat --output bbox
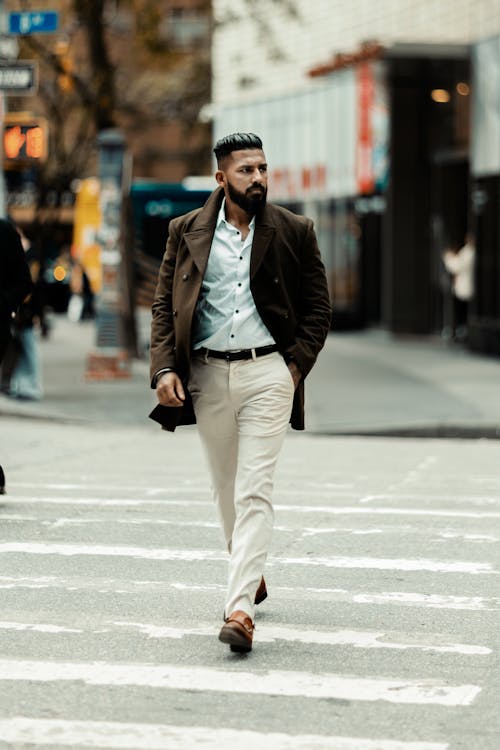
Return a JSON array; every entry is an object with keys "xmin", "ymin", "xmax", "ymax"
[{"xmin": 0, "ymin": 217, "xmax": 33, "ymax": 493}]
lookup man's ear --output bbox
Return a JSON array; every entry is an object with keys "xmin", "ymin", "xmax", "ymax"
[{"xmin": 215, "ymin": 170, "xmax": 225, "ymax": 187}]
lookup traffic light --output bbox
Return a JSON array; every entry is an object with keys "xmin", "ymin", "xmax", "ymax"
[{"xmin": 3, "ymin": 114, "xmax": 48, "ymax": 165}]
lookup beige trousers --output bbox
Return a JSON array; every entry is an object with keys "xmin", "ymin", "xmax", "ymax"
[{"xmin": 189, "ymin": 351, "xmax": 294, "ymax": 620}]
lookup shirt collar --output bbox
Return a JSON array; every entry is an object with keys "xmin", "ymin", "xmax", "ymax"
[{"xmin": 217, "ymin": 198, "xmax": 256, "ymax": 231}]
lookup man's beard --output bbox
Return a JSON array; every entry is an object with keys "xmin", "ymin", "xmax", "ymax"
[{"xmin": 227, "ymin": 179, "xmax": 267, "ymax": 213}]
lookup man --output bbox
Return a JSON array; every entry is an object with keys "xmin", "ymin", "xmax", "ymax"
[
  {"xmin": 150, "ymin": 133, "xmax": 331, "ymax": 652},
  {"xmin": 0, "ymin": 218, "xmax": 33, "ymax": 493}
]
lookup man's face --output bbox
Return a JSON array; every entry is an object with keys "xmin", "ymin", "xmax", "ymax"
[{"xmin": 216, "ymin": 149, "xmax": 268, "ymax": 213}]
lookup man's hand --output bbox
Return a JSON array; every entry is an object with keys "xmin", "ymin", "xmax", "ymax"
[
  {"xmin": 287, "ymin": 360, "xmax": 302, "ymax": 390},
  {"xmin": 156, "ymin": 372, "xmax": 185, "ymax": 407}
]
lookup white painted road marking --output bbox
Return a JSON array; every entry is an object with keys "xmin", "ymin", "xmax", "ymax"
[
  {"xmin": 0, "ymin": 718, "xmax": 449, "ymax": 750},
  {"xmin": 273, "ymin": 555, "xmax": 494, "ymax": 574},
  {"xmin": 3, "ymin": 514, "xmax": 499, "ymax": 543},
  {"xmin": 2, "ymin": 496, "xmax": 210, "ymax": 507},
  {"xmin": 0, "ymin": 621, "xmax": 81, "ymax": 634},
  {"xmin": 0, "ymin": 659, "xmax": 481, "ymax": 705},
  {"xmin": 113, "ymin": 621, "xmax": 490, "ymax": 655},
  {"xmin": 7, "ymin": 481, "xmax": 500, "ymax": 505},
  {"xmin": 0, "ymin": 619, "xmax": 489, "ymax": 656},
  {"xmin": 5, "ymin": 496, "xmax": 500, "ymax": 519},
  {"xmin": 2, "ymin": 575, "xmax": 499, "ymax": 610},
  {"xmin": 0, "ymin": 542, "xmax": 494, "ymax": 575},
  {"xmin": 276, "ymin": 505, "xmax": 500, "ymax": 519}
]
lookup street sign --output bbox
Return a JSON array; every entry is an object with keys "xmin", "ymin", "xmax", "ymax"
[
  {"xmin": 0, "ymin": 62, "xmax": 37, "ymax": 93},
  {"xmin": 0, "ymin": 34, "xmax": 19, "ymax": 60},
  {"xmin": 8, "ymin": 11, "xmax": 59, "ymax": 35}
]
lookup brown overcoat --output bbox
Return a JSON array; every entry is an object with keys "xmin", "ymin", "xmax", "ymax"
[{"xmin": 150, "ymin": 187, "xmax": 331, "ymax": 431}]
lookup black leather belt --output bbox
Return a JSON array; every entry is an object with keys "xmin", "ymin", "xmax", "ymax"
[{"xmin": 196, "ymin": 344, "xmax": 279, "ymax": 361}]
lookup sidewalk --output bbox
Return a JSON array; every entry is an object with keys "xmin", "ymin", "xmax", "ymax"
[
  {"xmin": 0, "ymin": 316, "xmax": 156, "ymax": 428},
  {"xmin": 307, "ymin": 329, "xmax": 500, "ymax": 438},
  {"xmin": 1, "ymin": 314, "xmax": 500, "ymax": 437}
]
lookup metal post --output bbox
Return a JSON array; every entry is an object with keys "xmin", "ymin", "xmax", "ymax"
[
  {"xmin": 85, "ymin": 129, "xmax": 132, "ymax": 380},
  {"xmin": 0, "ymin": 91, "xmax": 6, "ymax": 218},
  {"xmin": 0, "ymin": 0, "xmax": 7, "ymax": 218}
]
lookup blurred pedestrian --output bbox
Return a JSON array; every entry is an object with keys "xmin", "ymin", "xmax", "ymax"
[
  {"xmin": 443, "ymin": 234, "xmax": 475, "ymax": 342},
  {"xmin": 0, "ymin": 218, "xmax": 33, "ymax": 493},
  {"xmin": 150, "ymin": 133, "xmax": 331, "ymax": 652},
  {"xmin": 68, "ymin": 261, "xmax": 95, "ymax": 322},
  {"xmin": 4, "ymin": 226, "xmax": 44, "ymax": 401}
]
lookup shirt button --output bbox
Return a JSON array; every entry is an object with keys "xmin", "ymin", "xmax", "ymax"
[
  {"xmin": 238, "ymin": 283, "xmax": 242, "ymax": 287},
  {"xmin": 235, "ymin": 309, "xmax": 239, "ymax": 314},
  {"xmin": 273, "ymin": 277, "xmax": 279, "ymax": 284},
  {"xmin": 182, "ymin": 273, "xmax": 189, "ymax": 281},
  {"xmin": 230, "ymin": 334, "xmax": 234, "ymax": 338},
  {"xmin": 239, "ymin": 256, "xmax": 243, "ymax": 260}
]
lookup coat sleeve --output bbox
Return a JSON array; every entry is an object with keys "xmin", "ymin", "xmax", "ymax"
[
  {"xmin": 0, "ymin": 223, "xmax": 33, "ymax": 318},
  {"xmin": 285, "ymin": 219, "xmax": 332, "ymax": 378},
  {"xmin": 149, "ymin": 219, "xmax": 180, "ymax": 386}
]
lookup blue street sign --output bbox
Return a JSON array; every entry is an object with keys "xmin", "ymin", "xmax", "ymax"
[{"xmin": 8, "ymin": 11, "xmax": 59, "ymax": 35}]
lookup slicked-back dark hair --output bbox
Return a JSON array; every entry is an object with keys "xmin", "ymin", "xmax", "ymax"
[{"xmin": 213, "ymin": 133, "xmax": 263, "ymax": 165}]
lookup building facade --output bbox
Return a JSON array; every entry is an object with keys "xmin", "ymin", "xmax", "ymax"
[
  {"xmin": 212, "ymin": 0, "xmax": 500, "ymax": 352},
  {"xmin": 213, "ymin": 0, "xmax": 500, "ymax": 107}
]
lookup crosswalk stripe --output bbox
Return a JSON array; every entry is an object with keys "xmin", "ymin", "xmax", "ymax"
[
  {"xmin": 0, "ymin": 620, "xmax": 489, "ymax": 655},
  {"xmin": 0, "ymin": 622, "xmax": 81, "ymax": 634},
  {"xmin": 112, "ymin": 622, "xmax": 492, "ymax": 656},
  {"xmin": 0, "ymin": 718, "xmax": 449, "ymax": 750},
  {"xmin": 0, "ymin": 659, "xmax": 481, "ymax": 705},
  {"xmin": 5, "ymin": 496, "xmax": 500, "ymax": 519},
  {"xmin": 113, "ymin": 622, "xmax": 491, "ymax": 655},
  {"xmin": 2, "ymin": 514, "xmax": 499, "ymax": 544},
  {"xmin": 7, "ymin": 481, "xmax": 500, "ymax": 505},
  {"xmin": 172, "ymin": 585, "xmax": 500, "ymax": 611},
  {"xmin": 277, "ymin": 505, "xmax": 500, "ymax": 519},
  {"xmin": 2, "ymin": 575, "xmax": 498, "ymax": 609},
  {"xmin": 8, "ymin": 482, "xmax": 358, "ymax": 497},
  {"xmin": 4, "ymin": 496, "xmax": 210, "ymax": 507},
  {"xmin": 0, "ymin": 542, "xmax": 494, "ymax": 575},
  {"xmin": 273, "ymin": 555, "xmax": 494, "ymax": 574}
]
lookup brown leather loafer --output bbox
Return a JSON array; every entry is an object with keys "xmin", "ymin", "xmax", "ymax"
[
  {"xmin": 219, "ymin": 610, "xmax": 254, "ymax": 653},
  {"xmin": 255, "ymin": 576, "xmax": 267, "ymax": 605}
]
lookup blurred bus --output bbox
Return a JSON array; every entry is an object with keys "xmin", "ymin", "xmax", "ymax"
[
  {"xmin": 72, "ymin": 176, "xmax": 212, "ymax": 309},
  {"xmin": 128, "ymin": 178, "xmax": 212, "ymax": 309}
]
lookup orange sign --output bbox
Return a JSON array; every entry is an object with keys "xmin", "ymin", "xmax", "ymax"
[
  {"xmin": 4, "ymin": 125, "xmax": 25, "ymax": 159},
  {"xmin": 4, "ymin": 121, "xmax": 47, "ymax": 162},
  {"xmin": 356, "ymin": 62, "xmax": 375, "ymax": 194}
]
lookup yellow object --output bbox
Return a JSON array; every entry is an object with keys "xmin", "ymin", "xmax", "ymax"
[{"xmin": 71, "ymin": 178, "xmax": 102, "ymax": 293}]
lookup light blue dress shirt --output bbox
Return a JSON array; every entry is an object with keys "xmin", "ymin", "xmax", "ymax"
[{"xmin": 192, "ymin": 199, "xmax": 275, "ymax": 351}]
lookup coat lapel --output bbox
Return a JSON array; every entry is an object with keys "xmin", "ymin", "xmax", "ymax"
[
  {"xmin": 183, "ymin": 230, "xmax": 212, "ymax": 276},
  {"xmin": 183, "ymin": 188, "xmax": 223, "ymax": 275},
  {"xmin": 250, "ymin": 208, "xmax": 276, "ymax": 279}
]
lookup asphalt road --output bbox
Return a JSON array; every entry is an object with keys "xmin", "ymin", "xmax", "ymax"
[{"xmin": 1, "ymin": 417, "xmax": 499, "ymax": 749}]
